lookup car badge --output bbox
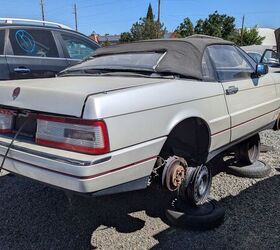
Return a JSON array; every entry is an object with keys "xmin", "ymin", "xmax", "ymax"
[{"xmin": 12, "ymin": 87, "xmax": 21, "ymax": 100}]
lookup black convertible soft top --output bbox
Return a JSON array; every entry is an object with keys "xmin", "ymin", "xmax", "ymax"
[{"xmin": 91, "ymin": 35, "xmax": 234, "ymax": 80}]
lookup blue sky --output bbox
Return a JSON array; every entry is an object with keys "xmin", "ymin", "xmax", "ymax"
[{"xmin": 0, "ymin": 0, "xmax": 279, "ymax": 35}]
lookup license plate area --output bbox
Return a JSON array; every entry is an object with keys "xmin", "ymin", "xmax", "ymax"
[{"xmin": 12, "ymin": 115, "xmax": 37, "ymax": 139}]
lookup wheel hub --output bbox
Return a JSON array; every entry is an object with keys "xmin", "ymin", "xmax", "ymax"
[
  {"xmin": 162, "ymin": 156, "xmax": 187, "ymax": 192},
  {"xmin": 170, "ymin": 164, "xmax": 185, "ymax": 189}
]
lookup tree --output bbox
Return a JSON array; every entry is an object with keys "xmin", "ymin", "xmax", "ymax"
[
  {"xmin": 222, "ymin": 15, "xmax": 235, "ymax": 40},
  {"xmin": 234, "ymin": 27, "xmax": 265, "ymax": 46},
  {"xmin": 177, "ymin": 11, "xmax": 264, "ymax": 46},
  {"xmin": 146, "ymin": 3, "xmax": 153, "ymax": 20},
  {"xmin": 142, "ymin": 4, "xmax": 159, "ymax": 39},
  {"xmin": 120, "ymin": 32, "xmax": 133, "ymax": 43},
  {"xmin": 194, "ymin": 11, "xmax": 236, "ymax": 40},
  {"xmin": 130, "ymin": 21, "xmax": 145, "ymax": 41},
  {"xmin": 175, "ymin": 18, "xmax": 194, "ymax": 38},
  {"xmin": 119, "ymin": 3, "xmax": 166, "ymax": 43},
  {"xmin": 103, "ymin": 33, "xmax": 112, "ymax": 47},
  {"xmin": 194, "ymin": 19, "xmax": 204, "ymax": 34}
]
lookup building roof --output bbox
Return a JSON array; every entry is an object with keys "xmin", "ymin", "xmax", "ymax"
[
  {"xmin": 98, "ymin": 34, "xmax": 121, "ymax": 43},
  {"xmin": 257, "ymin": 28, "xmax": 276, "ymax": 47}
]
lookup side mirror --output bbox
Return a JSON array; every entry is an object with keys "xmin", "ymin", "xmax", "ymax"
[{"xmin": 256, "ymin": 63, "xmax": 269, "ymax": 75}]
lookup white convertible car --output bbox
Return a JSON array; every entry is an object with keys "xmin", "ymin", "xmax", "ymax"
[{"xmin": 0, "ymin": 35, "xmax": 279, "ymax": 205}]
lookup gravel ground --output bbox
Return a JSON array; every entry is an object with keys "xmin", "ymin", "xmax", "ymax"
[{"xmin": 0, "ymin": 130, "xmax": 279, "ymax": 250}]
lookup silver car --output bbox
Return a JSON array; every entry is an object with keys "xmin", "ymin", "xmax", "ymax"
[{"xmin": 0, "ymin": 35, "xmax": 279, "ymax": 206}]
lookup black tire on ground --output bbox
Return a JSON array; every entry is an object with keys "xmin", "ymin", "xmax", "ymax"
[
  {"xmin": 235, "ymin": 134, "xmax": 261, "ymax": 165},
  {"xmin": 260, "ymin": 144, "xmax": 274, "ymax": 153},
  {"xmin": 165, "ymin": 198, "xmax": 225, "ymax": 230},
  {"xmin": 226, "ymin": 160, "xmax": 271, "ymax": 178}
]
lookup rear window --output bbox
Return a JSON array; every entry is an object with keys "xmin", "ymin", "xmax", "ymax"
[
  {"xmin": 9, "ymin": 29, "xmax": 59, "ymax": 57},
  {"xmin": 0, "ymin": 30, "xmax": 4, "ymax": 54},
  {"xmin": 80, "ymin": 52, "xmax": 164, "ymax": 71}
]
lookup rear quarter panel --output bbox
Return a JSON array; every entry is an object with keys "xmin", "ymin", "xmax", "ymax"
[{"xmin": 83, "ymin": 80, "xmax": 231, "ymax": 152}]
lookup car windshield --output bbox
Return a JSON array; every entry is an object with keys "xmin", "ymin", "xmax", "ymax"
[{"xmin": 65, "ymin": 52, "xmax": 164, "ymax": 72}]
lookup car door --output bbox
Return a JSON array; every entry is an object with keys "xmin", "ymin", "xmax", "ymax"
[
  {"xmin": 261, "ymin": 49, "xmax": 280, "ymax": 72},
  {"xmin": 58, "ymin": 32, "xmax": 99, "ymax": 67},
  {"xmin": 0, "ymin": 29, "xmax": 10, "ymax": 80},
  {"xmin": 207, "ymin": 44, "xmax": 278, "ymax": 142},
  {"xmin": 6, "ymin": 28, "xmax": 68, "ymax": 80}
]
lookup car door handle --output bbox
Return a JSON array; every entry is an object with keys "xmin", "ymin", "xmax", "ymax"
[
  {"xmin": 14, "ymin": 67, "xmax": 31, "ymax": 74},
  {"xmin": 226, "ymin": 86, "xmax": 239, "ymax": 95}
]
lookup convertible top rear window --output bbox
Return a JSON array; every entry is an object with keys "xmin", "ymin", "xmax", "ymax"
[{"xmin": 79, "ymin": 52, "xmax": 164, "ymax": 71}]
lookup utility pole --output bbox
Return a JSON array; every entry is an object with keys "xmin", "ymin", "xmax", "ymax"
[
  {"xmin": 40, "ymin": 0, "xmax": 45, "ymax": 22},
  {"xmin": 157, "ymin": 0, "xmax": 161, "ymax": 24},
  {"xmin": 73, "ymin": 3, "xmax": 78, "ymax": 31},
  {"xmin": 240, "ymin": 15, "xmax": 245, "ymax": 46},
  {"xmin": 157, "ymin": 0, "xmax": 161, "ymax": 38}
]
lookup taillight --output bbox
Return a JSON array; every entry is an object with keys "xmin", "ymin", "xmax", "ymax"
[
  {"xmin": 0, "ymin": 109, "xmax": 14, "ymax": 133},
  {"xmin": 36, "ymin": 115, "xmax": 110, "ymax": 154}
]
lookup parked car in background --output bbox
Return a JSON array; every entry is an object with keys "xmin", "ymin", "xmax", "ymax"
[
  {"xmin": 243, "ymin": 29, "xmax": 280, "ymax": 72},
  {"xmin": 0, "ymin": 18, "xmax": 100, "ymax": 80},
  {"xmin": 242, "ymin": 45, "xmax": 276, "ymax": 62},
  {"xmin": 0, "ymin": 36, "xmax": 279, "ymax": 207}
]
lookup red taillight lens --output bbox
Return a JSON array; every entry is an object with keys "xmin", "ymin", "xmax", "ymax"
[
  {"xmin": 36, "ymin": 115, "xmax": 110, "ymax": 154},
  {"xmin": 0, "ymin": 109, "xmax": 14, "ymax": 133}
]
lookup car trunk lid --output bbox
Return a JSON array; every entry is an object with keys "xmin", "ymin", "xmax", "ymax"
[{"xmin": 0, "ymin": 76, "xmax": 165, "ymax": 117}]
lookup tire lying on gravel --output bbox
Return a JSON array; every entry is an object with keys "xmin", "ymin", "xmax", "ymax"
[
  {"xmin": 260, "ymin": 144, "xmax": 274, "ymax": 153},
  {"xmin": 165, "ymin": 198, "xmax": 225, "ymax": 230},
  {"xmin": 226, "ymin": 160, "xmax": 271, "ymax": 179},
  {"xmin": 235, "ymin": 134, "xmax": 260, "ymax": 165}
]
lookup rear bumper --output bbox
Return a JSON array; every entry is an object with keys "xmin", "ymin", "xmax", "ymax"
[{"xmin": 0, "ymin": 136, "xmax": 166, "ymax": 194}]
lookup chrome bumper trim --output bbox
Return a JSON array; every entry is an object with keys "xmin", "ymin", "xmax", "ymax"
[{"xmin": 0, "ymin": 141, "xmax": 111, "ymax": 166}]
